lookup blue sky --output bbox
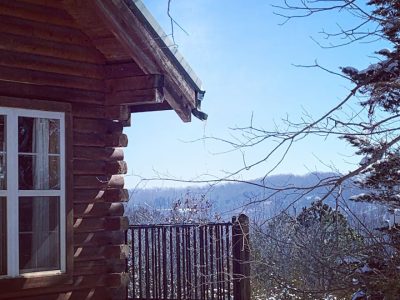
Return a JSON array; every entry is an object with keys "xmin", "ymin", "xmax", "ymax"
[{"xmin": 124, "ymin": 0, "xmax": 384, "ymax": 188}]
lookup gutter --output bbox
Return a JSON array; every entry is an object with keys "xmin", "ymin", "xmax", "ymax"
[{"xmin": 126, "ymin": 0, "xmax": 207, "ymax": 120}]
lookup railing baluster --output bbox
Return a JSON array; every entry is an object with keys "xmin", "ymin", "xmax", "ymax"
[
  {"xmin": 220, "ymin": 225, "xmax": 226, "ymax": 300},
  {"xmin": 138, "ymin": 228, "xmax": 142, "ymax": 299},
  {"xmin": 186, "ymin": 226, "xmax": 191, "ymax": 298},
  {"xmin": 145, "ymin": 228, "xmax": 150, "ymax": 300},
  {"xmin": 176, "ymin": 226, "xmax": 182, "ymax": 300},
  {"xmin": 131, "ymin": 228, "xmax": 135, "ymax": 299},
  {"xmin": 170, "ymin": 227, "xmax": 174, "ymax": 299},
  {"xmin": 200, "ymin": 225, "xmax": 205, "ymax": 300},
  {"xmin": 163, "ymin": 227, "xmax": 167, "ymax": 299},
  {"xmin": 226, "ymin": 224, "xmax": 231, "ymax": 300},
  {"xmin": 158, "ymin": 227, "xmax": 162, "ymax": 299},
  {"xmin": 215, "ymin": 225, "xmax": 221, "ymax": 300},
  {"xmin": 205, "ymin": 225, "xmax": 209, "ymax": 300},
  {"xmin": 209, "ymin": 226, "xmax": 215, "ymax": 300},
  {"xmin": 193, "ymin": 226, "xmax": 198, "ymax": 300}
]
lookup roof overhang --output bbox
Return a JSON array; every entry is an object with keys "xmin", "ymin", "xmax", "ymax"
[{"xmin": 92, "ymin": 0, "xmax": 206, "ymax": 122}]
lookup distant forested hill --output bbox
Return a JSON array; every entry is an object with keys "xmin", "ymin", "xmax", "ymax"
[{"xmin": 126, "ymin": 172, "xmax": 390, "ymax": 227}]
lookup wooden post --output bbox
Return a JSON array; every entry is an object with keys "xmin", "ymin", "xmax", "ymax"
[{"xmin": 232, "ymin": 214, "xmax": 250, "ymax": 300}]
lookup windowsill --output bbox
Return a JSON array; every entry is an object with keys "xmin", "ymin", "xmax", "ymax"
[
  {"xmin": 0, "ymin": 269, "xmax": 63, "ymax": 279},
  {"xmin": 0, "ymin": 271, "xmax": 72, "ymax": 292}
]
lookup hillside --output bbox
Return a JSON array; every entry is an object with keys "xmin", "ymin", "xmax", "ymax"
[{"xmin": 126, "ymin": 172, "xmax": 390, "ymax": 226}]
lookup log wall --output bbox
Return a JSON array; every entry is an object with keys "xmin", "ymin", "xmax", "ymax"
[{"xmin": 0, "ymin": 1, "xmax": 132, "ymax": 299}]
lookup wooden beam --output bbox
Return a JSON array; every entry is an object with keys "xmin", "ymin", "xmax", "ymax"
[
  {"xmin": 0, "ymin": 80, "xmax": 104, "ymax": 104},
  {"xmin": 0, "ymin": 65, "xmax": 105, "ymax": 92},
  {"xmin": 0, "ymin": 49, "xmax": 105, "ymax": 79},
  {"xmin": 0, "ymin": 14, "xmax": 92, "ymax": 46},
  {"xmin": 0, "ymin": 0, "xmax": 79, "ymax": 28},
  {"xmin": 73, "ymin": 216, "xmax": 128, "ymax": 233},
  {"xmin": 74, "ymin": 245, "xmax": 129, "ymax": 261},
  {"xmin": 74, "ymin": 202, "xmax": 124, "ymax": 218},
  {"xmin": 73, "ymin": 160, "xmax": 127, "ymax": 175},
  {"xmin": 74, "ymin": 231, "xmax": 125, "ymax": 247},
  {"xmin": 106, "ymin": 74, "xmax": 164, "ymax": 92},
  {"xmin": 73, "ymin": 188, "xmax": 129, "ymax": 204},
  {"xmin": 73, "ymin": 147, "xmax": 124, "ymax": 161},
  {"xmin": 105, "ymin": 62, "xmax": 143, "ymax": 79},
  {"xmin": 130, "ymin": 100, "xmax": 172, "ymax": 113},
  {"xmin": 105, "ymin": 87, "xmax": 164, "ymax": 106},
  {"xmin": 73, "ymin": 132, "xmax": 128, "ymax": 147},
  {"xmin": 74, "ymin": 174, "xmax": 124, "ymax": 189}
]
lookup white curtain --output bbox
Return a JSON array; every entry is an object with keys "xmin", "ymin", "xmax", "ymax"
[{"xmin": 31, "ymin": 118, "xmax": 51, "ymax": 269}]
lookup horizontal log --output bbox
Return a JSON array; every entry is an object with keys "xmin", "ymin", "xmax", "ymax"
[
  {"xmin": 73, "ymin": 160, "xmax": 104, "ymax": 175},
  {"xmin": 105, "ymin": 161, "xmax": 128, "ymax": 175},
  {"xmin": 0, "ymin": 49, "xmax": 104, "ymax": 79},
  {"xmin": 74, "ymin": 175, "xmax": 124, "ymax": 189},
  {"xmin": 0, "ymin": 32, "xmax": 105, "ymax": 63},
  {"xmin": 73, "ymin": 188, "xmax": 129, "ymax": 203},
  {"xmin": 0, "ymin": 274, "xmax": 71, "ymax": 298},
  {"xmin": 106, "ymin": 74, "xmax": 164, "ymax": 92},
  {"xmin": 18, "ymin": 0, "xmax": 71, "ymax": 9},
  {"xmin": 74, "ymin": 202, "xmax": 124, "ymax": 218},
  {"xmin": 90, "ymin": 35, "xmax": 130, "ymax": 60},
  {"xmin": 0, "ymin": 14, "xmax": 92, "ymax": 46},
  {"xmin": 0, "ymin": 80, "xmax": 104, "ymax": 104},
  {"xmin": 73, "ymin": 216, "xmax": 129, "ymax": 233},
  {"xmin": 74, "ymin": 231, "xmax": 125, "ymax": 247},
  {"xmin": 105, "ymin": 105, "xmax": 130, "ymax": 121},
  {"xmin": 72, "ymin": 103, "xmax": 105, "ymax": 119},
  {"xmin": 105, "ymin": 62, "xmax": 143, "ymax": 79},
  {"xmin": 105, "ymin": 133, "xmax": 128, "ymax": 147},
  {"xmin": 0, "ymin": 286, "xmax": 111, "ymax": 300},
  {"xmin": 105, "ymin": 272, "xmax": 129, "ymax": 289},
  {"xmin": 130, "ymin": 100, "xmax": 172, "ymax": 113},
  {"xmin": 106, "ymin": 87, "xmax": 164, "ymax": 106},
  {"xmin": 73, "ymin": 146, "xmax": 124, "ymax": 161},
  {"xmin": 73, "ymin": 160, "xmax": 127, "ymax": 176},
  {"xmin": 0, "ymin": 65, "xmax": 104, "ymax": 92},
  {"xmin": 120, "ymin": 115, "xmax": 131, "ymax": 127},
  {"xmin": 73, "ymin": 118, "xmax": 123, "ymax": 134},
  {"xmin": 0, "ymin": 0, "xmax": 79, "ymax": 29},
  {"xmin": 74, "ymin": 259, "xmax": 126, "ymax": 276},
  {"xmin": 108, "ymin": 287, "xmax": 127, "ymax": 300},
  {"xmin": 73, "ymin": 132, "xmax": 127, "ymax": 147},
  {"xmin": 74, "ymin": 245, "xmax": 129, "ymax": 261}
]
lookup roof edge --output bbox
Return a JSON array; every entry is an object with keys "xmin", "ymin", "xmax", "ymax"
[{"xmin": 126, "ymin": 0, "xmax": 204, "ymax": 96}]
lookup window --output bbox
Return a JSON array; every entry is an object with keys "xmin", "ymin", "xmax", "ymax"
[{"xmin": 0, "ymin": 107, "xmax": 65, "ymax": 277}]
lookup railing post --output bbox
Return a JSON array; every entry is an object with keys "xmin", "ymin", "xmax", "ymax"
[{"xmin": 232, "ymin": 214, "xmax": 250, "ymax": 300}]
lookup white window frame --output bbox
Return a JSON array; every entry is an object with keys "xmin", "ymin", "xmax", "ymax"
[{"xmin": 0, "ymin": 107, "xmax": 66, "ymax": 277}]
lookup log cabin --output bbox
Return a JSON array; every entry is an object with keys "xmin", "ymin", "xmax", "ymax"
[{"xmin": 0, "ymin": 0, "xmax": 205, "ymax": 299}]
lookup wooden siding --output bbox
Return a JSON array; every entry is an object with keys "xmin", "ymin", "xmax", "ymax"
[{"xmin": 0, "ymin": 1, "xmax": 131, "ymax": 299}]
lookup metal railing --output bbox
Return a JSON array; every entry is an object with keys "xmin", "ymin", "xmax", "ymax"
[{"xmin": 125, "ymin": 215, "xmax": 250, "ymax": 300}]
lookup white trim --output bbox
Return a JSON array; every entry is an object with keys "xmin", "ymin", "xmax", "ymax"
[
  {"xmin": 0, "ymin": 107, "xmax": 66, "ymax": 277},
  {"xmin": 7, "ymin": 111, "xmax": 18, "ymax": 276},
  {"xmin": 19, "ymin": 270, "xmax": 63, "ymax": 277},
  {"xmin": 18, "ymin": 190, "xmax": 61, "ymax": 197},
  {"xmin": 59, "ymin": 113, "xmax": 66, "ymax": 272}
]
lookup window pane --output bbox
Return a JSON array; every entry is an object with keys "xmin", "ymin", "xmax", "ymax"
[
  {"xmin": 0, "ymin": 197, "xmax": 6, "ymax": 275},
  {"xmin": 19, "ymin": 197, "xmax": 60, "ymax": 273},
  {"xmin": 19, "ymin": 155, "xmax": 60, "ymax": 190},
  {"xmin": 18, "ymin": 117, "xmax": 33, "ymax": 153},
  {"xmin": 0, "ymin": 116, "xmax": 6, "ymax": 190},
  {"xmin": 19, "ymin": 117, "xmax": 60, "ymax": 154}
]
